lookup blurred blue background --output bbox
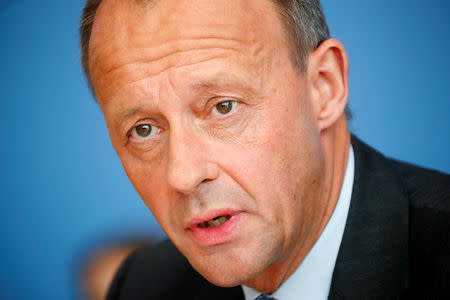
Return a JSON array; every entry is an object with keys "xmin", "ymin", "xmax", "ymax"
[{"xmin": 0, "ymin": 0, "xmax": 448, "ymax": 299}]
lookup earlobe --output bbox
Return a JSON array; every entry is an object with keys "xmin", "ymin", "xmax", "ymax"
[{"xmin": 308, "ymin": 39, "xmax": 349, "ymax": 131}]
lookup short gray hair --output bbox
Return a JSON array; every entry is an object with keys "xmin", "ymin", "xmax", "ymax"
[
  {"xmin": 80, "ymin": 0, "xmax": 102, "ymax": 94},
  {"xmin": 271, "ymin": 0, "xmax": 330, "ymax": 72}
]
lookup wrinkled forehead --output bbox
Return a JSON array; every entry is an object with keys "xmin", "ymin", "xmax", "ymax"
[{"xmin": 89, "ymin": 0, "xmax": 286, "ymax": 75}]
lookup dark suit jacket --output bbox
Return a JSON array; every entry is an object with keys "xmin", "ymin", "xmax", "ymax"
[{"xmin": 106, "ymin": 136, "xmax": 450, "ymax": 300}]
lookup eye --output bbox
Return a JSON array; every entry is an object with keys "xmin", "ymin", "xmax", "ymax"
[
  {"xmin": 213, "ymin": 100, "xmax": 238, "ymax": 115},
  {"xmin": 130, "ymin": 123, "xmax": 161, "ymax": 139}
]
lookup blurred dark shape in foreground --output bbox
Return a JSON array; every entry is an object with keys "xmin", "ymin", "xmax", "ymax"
[{"xmin": 77, "ymin": 237, "xmax": 153, "ymax": 300}]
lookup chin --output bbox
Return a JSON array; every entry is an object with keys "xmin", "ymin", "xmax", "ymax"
[
  {"xmin": 187, "ymin": 248, "xmax": 272, "ymax": 287},
  {"xmin": 197, "ymin": 264, "xmax": 261, "ymax": 288}
]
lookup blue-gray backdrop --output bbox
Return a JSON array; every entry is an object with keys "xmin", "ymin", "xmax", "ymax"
[{"xmin": 0, "ymin": 0, "xmax": 449, "ymax": 299}]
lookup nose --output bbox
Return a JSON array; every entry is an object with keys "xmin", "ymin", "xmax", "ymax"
[{"xmin": 166, "ymin": 126, "xmax": 218, "ymax": 194}]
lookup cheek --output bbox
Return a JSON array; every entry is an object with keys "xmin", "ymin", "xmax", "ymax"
[
  {"xmin": 119, "ymin": 153, "xmax": 174, "ymax": 224},
  {"xmin": 216, "ymin": 133, "xmax": 302, "ymax": 218},
  {"xmin": 221, "ymin": 100, "xmax": 323, "ymax": 229}
]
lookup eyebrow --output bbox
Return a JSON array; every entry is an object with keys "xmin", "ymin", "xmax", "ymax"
[
  {"xmin": 189, "ymin": 73, "xmax": 258, "ymax": 97},
  {"xmin": 190, "ymin": 72, "xmax": 243, "ymax": 90},
  {"xmin": 121, "ymin": 105, "xmax": 145, "ymax": 119},
  {"xmin": 117, "ymin": 72, "xmax": 257, "ymax": 119}
]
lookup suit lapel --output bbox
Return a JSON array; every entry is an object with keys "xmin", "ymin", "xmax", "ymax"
[{"xmin": 329, "ymin": 136, "xmax": 410, "ymax": 299}]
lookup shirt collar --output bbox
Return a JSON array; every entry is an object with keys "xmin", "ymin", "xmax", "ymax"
[{"xmin": 242, "ymin": 146, "xmax": 355, "ymax": 300}]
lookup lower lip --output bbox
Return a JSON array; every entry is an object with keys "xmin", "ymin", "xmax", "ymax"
[{"xmin": 189, "ymin": 214, "xmax": 241, "ymax": 246}]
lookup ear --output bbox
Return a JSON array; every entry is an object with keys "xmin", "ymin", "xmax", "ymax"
[{"xmin": 307, "ymin": 39, "xmax": 349, "ymax": 131}]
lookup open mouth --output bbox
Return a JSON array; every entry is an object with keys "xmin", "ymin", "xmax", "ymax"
[{"xmin": 198, "ymin": 215, "xmax": 231, "ymax": 228}]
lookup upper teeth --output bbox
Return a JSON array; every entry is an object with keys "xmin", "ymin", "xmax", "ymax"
[{"xmin": 198, "ymin": 215, "xmax": 231, "ymax": 228}]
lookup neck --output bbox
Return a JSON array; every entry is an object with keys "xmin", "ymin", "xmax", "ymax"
[{"xmin": 244, "ymin": 116, "xmax": 350, "ymax": 293}]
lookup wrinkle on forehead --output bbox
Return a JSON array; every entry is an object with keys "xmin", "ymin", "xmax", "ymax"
[
  {"xmin": 90, "ymin": 0, "xmax": 284, "ymax": 70},
  {"xmin": 96, "ymin": 38, "xmax": 246, "ymax": 93}
]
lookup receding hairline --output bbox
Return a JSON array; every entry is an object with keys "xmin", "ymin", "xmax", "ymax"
[{"xmin": 81, "ymin": 0, "xmax": 328, "ymax": 96}]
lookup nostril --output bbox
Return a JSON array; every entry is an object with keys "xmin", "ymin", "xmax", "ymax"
[{"xmin": 201, "ymin": 178, "xmax": 213, "ymax": 184}]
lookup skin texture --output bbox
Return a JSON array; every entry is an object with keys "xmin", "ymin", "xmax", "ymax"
[{"xmin": 89, "ymin": 0, "xmax": 350, "ymax": 293}]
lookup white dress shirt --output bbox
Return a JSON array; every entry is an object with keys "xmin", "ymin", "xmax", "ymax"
[{"xmin": 242, "ymin": 146, "xmax": 355, "ymax": 300}]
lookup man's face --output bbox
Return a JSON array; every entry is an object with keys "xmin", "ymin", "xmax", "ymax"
[{"xmin": 90, "ymin": 0, "xmax": 326, "ymax": 286}]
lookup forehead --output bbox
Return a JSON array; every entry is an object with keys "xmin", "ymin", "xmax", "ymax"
[
  {"xmin": 91, "ymin": 0, "xmax": 280, "ymax": 42},
  {"xmin": 89, "ymin": 0, "xmax": 287, "ymax": 85}
]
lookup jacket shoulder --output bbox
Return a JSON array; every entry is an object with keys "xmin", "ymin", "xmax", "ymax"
[
  {"xmin": 391, "ymin": 158, "xmax": 450, "ymax": 298},
  {"xmin": 392, "ymin": 160, "xmax": 450, "ymax": 210},
  {"xmin": 345, "ymin": 135, "xmax": 450, "ymax": 298}
]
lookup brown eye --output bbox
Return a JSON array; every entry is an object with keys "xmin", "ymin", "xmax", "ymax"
[
  {"xmin": 131, "ymin": 124, "xmax": 160, "ymax": 139},
  {"xmin": 135, "ymin": 124, "xmax": 152, "ymax": 137},
  {"xmin": 214, "ymin": 101, "xmax": 236, "ymax": 115}
]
